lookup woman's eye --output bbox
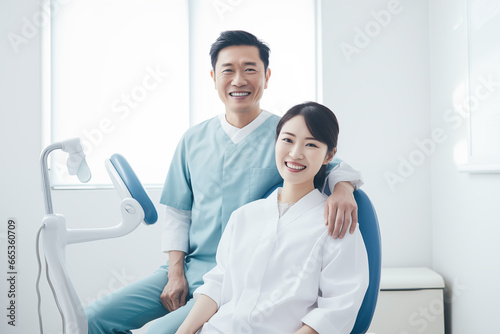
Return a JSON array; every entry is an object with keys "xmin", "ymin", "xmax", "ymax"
[
  {"xmin": 282, "ymin": 138, "xmax": 292, "ymax": 143},
  {"xmin": 306, "ymin": 143, "xmax": 318, "ymax": 148}
]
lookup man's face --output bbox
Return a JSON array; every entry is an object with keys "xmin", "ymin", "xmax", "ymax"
[{"xmin": 211, "ymin": 45, "xmax": 270, "ymax": 115}]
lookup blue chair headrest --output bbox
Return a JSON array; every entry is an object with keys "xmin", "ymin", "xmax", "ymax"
[{"xmin": 109, "ymin": 154, "xmax": 158, "ymax": 225}]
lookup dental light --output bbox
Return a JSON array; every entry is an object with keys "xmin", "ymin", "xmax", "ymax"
[{"xmin": 37, "ymin": 138, "xmax": 157, "ymax": 334}]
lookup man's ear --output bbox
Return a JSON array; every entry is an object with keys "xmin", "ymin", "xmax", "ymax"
[
  {"xmin": 323, "ymin": 147, "xmax": 337, "ymax": 165},
  {"xmin": 264, "ymin": 68, "xmax": 271, "ymax": 89},
  {"xmin": 210, "ymin": 69, "xmax": 216, "ymax": 88}
]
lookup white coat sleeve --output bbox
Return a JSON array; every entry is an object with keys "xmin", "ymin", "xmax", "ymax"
[
  {"xmin": 301, "ymin": 229, "xmax": 369, "ymax": 334},
  {"xmin": 161, "ymin": 206, "xmax": 191, "ymax": 253},
  {"xmin": 326, "ymin": 161, "xmax": 364, "ymax": 191},
  {"xmin": 193, "ymin": 210, "xmax": 237, "ymax": 307}
]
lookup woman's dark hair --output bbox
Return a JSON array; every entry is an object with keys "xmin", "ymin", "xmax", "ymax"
[
  {"xmin": 275, "ymin": 102, "xmax": 339, "ymax": 189},
  {"xmin": 209, "ymin": 30, "xmax": 271, "ymax": 71}
]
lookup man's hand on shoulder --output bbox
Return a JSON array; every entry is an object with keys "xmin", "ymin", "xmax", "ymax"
[{"xmin": 324, "ymin": 181, "xmax": 358, "ymax": 239}]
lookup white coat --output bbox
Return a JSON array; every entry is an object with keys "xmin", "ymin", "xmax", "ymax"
[{"xmin": 194, "ymin": 188, "xmax": 370, "ymax": 334}]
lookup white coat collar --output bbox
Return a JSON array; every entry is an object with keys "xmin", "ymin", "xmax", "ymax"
[{"xmin": 266, "ymin": 187, "xmax": 327, "ymax": 231}]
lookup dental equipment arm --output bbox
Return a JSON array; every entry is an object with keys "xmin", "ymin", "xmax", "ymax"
[
  {"xmin": 40, "ymin": 138, "xmax": 91, "ymax": 215},
  {"xmin": 38, "ymin": 138, "xmax": 157, "ymax": 334}
]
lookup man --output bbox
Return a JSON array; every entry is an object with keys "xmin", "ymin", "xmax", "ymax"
[{"xmin": 86, "ymin": 30, "xmax": 362, "ymax": 334}]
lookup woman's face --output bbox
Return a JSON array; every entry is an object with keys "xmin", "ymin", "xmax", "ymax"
[{"xmin": 275, "ymin": 115, "xmax": 333, "ymax": 189}]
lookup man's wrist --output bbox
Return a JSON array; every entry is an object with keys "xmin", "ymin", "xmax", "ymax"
[
  {"xmin": 334, "ymin": 180, "xmax": 355, "ymax": 192},
  {"xmin": 168, "ymin": 268, "xmax": 185, "ymax": 279},
  {"xmin": 168, "ymin": 251, "xmax": 186, "ymax": 278}
]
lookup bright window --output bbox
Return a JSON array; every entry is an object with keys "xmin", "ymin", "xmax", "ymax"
[{"xmin": 46, "ymin": 0, "xmax": 318, "ymax": 187}]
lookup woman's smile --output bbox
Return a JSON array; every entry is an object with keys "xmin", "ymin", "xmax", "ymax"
[{"xmin": 285, "ymin": 161, "xmax": 307, "ymax": 172}]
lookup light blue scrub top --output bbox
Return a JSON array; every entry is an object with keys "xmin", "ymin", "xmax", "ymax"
[
  {"xmin": 160, "ymin": 115, "xmax": 282, "ymax": 290},
  {"xmin": 160, "ymin": 114, "xmax": 340, "ymax": 291}
]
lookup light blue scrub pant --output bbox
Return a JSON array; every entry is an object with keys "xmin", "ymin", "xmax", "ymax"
[{"xmin": 85, "ymin": 265, "xmax": 195, "ymax": 334}]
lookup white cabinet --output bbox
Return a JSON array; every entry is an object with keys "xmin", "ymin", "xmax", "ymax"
[{"xmin": 367, "ymin": 267, "xmax": 445, "ymax": 334}]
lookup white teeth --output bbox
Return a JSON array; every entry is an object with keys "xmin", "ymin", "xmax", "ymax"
[
  {"xmin": 286, "ymin": 162, "xmax": 306, "ymax": 170},
  {"xmin": 230, "ymin": 92, "xmax": 250, "ymax": 97}
]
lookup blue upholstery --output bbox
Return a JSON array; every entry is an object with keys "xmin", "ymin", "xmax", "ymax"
[
  {"xmin": 109, "ymin": 154, "xmax": 158, "ymax": 224},
  {"xmin": 350, "ymin": 189, "xmax": 381, "ymax": 334},
  {"xmin": 264, "ymin": 184, "xmax": 381, "ymax": 333}
]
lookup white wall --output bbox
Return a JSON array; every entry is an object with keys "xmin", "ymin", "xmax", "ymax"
[
  {"xmin": 430, "ymin": 1, "xmax": 500, "ymax": 333},
  {"xmin": 321, "ymin": 0, "xmax": 432, "ymax": 267},
  {"xmin": 1, "ymin": 1, "xmax": 45, "ymax": 333}
]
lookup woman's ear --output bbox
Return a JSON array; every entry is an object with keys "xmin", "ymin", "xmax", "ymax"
[{"xmin": 323, "ymin": 147, "xmax": 337, "ymax": 165}]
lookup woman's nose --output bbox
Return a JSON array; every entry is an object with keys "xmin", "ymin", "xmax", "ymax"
[{"xmin": 289, "ymin": 145, "xmax": 304, "ymax": 159}]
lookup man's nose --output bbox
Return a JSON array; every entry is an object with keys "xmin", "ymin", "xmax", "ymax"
[{"xmin": 232, "ymin": 71, "xmax": 247, "ymax": 86}]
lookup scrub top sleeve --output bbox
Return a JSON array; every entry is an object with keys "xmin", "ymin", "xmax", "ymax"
[
  {"xmin": 301, "ymin": 231, "xmax": 369, "ymax": 334},
  {"xmin": 161, "ymin": 206, "xmax": 191, "ymax": 253},
  {"xmin": 160, "ymin": 134, "xmax": 193, "ymax": 211},
  {"xmin": 325, "ymin": 160, "xmax": 364, "ymax": 191},
  {"xmin": 193, "ymin": 211, "xmax": 237, "ymax": 308}
]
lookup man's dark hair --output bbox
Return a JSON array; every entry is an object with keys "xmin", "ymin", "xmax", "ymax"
[{"xmin": 209, "ymin": 30, "xmax": 270, "ymax": 70}]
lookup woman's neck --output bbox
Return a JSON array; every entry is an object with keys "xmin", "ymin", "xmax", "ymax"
[{"xmin": 280, "ymin": 182, "xmax": 315, "ymax": 204}]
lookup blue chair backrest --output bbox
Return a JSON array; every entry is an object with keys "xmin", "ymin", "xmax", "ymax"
[
  {"xmin": 264, "ymin": 185, "xmax": 381, "ymax": 333},
  {"xmin": 350, "ymin": 189, "xmax": 381, "ymax": 334}
]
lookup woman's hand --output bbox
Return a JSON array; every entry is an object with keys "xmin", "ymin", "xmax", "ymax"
[
  {"xmin": 324, "ymin": 181, "xmax": 358, "ymax": 239},
  {"xmin": 294, "ymin": 324, "xmax": 319, "ymax": 334},
  {"xmin": 176, "ymin": 294, "xmax": 218, "ymax": 334}
]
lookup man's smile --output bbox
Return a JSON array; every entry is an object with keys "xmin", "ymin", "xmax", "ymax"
[{"xmin": 229, "ymin": 91, "xmax": 251, "ymax": 97}]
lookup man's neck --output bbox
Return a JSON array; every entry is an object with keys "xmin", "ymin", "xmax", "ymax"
[{"xmin": 225, "ymin": 108, "xmax": 262, "ymax": 129}]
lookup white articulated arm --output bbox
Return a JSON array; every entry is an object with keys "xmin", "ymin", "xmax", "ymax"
[
  {"xmin": 38, "ymin": 138, "xmax": 157, "ymax": 334},
  {"xmin": 65, "ymin": 198, "xmax": 145, "ymax": 244}
]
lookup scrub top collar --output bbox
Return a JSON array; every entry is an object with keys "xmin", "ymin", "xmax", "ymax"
[{"xmin": 218, "ymin": 110, "xmax": 272, "ymax": 144}]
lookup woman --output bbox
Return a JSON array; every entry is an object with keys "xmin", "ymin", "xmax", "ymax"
[{"xmin": 176, "ymin": 102, "xmax": 369, "ymax": 334}]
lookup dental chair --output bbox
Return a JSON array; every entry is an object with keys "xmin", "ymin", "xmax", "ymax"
[
  {"xmin": 349, "ymin": 188, "xmax": 382, "ymax": 334},
  {"xmin": 38, "ymin": 138, "xmax": 157, "ymax": 334},
  {"xmin": 265, "ymin": 184, "xmax": 381, "ymax": 334}
]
